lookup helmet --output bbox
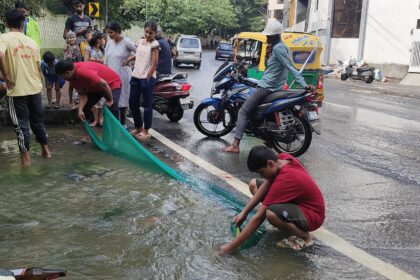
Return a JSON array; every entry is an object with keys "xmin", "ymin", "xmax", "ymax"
[{"xmin": 262, "ymin": 20, "xmax": 283, "ymax": 36}]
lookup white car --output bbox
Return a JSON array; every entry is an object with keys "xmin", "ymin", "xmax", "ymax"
[{"xmin": 173, "ymin": 35, "xmax": 202, "ymax": 69}]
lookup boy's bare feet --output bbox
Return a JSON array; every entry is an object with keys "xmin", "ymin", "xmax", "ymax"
[
  {"xmin": 21, "ymin": 152, "xmax": 30, "ymax": 166},
  {"xmin": 41, "ymin": 145, "xmax": 51, "ymax": 158}
]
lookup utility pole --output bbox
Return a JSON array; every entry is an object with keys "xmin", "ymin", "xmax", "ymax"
[
  {"xmin": 105, "ymin": 0, "xmax": 109, "ymax": 26},
  {"xmin": 145, "ymin": 0, "xmax": 148, "ymax": 21},
  {"xmin": 324, "ymin": 0, "xmax": 334, "ymax": 65},
  {"xmin": 357, "ymin": 0, "xmax": 369, "ymax": 61}
]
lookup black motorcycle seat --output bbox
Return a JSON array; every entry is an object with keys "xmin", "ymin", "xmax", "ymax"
[
  {"xmin": 261, "ymin": 89, "xmax": 307, "ymax": 104},
  {"xmin": 357, "ymin": 66, "xmax": 374, "ymax": 72}
]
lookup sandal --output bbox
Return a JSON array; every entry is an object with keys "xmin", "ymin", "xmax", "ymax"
[
  {"xmin": 54, "ymin": 104, "xmax": 61, "ymax": 109},
  {"xmin": 45, "ymin": 104, "xmax": 52, "ymax": 109},
  {"xmin": 134, "ymin": 132, "xmax": 151, "ymax": 141},
  {"xmin": 130, "ymin": 129, "xmax": 140, "ymax": 135}
]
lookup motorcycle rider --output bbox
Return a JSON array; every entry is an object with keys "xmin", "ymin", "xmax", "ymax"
[
  {"xmin": 155, "ymin": 25, "xmax": 172, "ymax": 75},
  {"xmin": 223, "ymin": 20, "xmax": 315, "ymax": 153}
]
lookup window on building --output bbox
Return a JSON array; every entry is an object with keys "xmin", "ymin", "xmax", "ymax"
[
  {"xmin": 332, "ymin": 0, "xmax": 363, "ymax": 38},
  {"xmin": 316, "ymin": 0, "xmax": 319, "ymax": 10},
  {"xmin": 417, "ymin": 19, "xmax": 420, "ymax": 29},
  {"xmin": 274, "ymin": 9, "xmax": 283, "ymax": 21},
  {"xmin": 277, "ymin": 0, "xmax": 284, "ymax": 3},
  {"xmin": 296, "ymin": 0, "xmax": 309, "ymax": 23}
]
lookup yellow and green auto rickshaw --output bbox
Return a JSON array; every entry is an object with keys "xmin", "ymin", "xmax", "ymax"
[{"xmin": 233, "ymin": 32, "xmax": 324, "ymax": 105}]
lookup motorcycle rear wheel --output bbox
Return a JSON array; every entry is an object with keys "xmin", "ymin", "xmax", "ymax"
[
  {"xmin": 166, "ymin": 104, "xmax": 184, "ymax": 122},
  {"xmin": 341, "ymin": 73, "xmax": 349, "ymax": 80},
  {"xmin": 268, "ymin": 116, "xmax": 312, "ymax": 157},
  {"xmin": 194, "ymin": 103, "xmax": 236, "ymax": 137}
]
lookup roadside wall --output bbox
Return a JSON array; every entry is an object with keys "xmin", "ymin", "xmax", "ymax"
[{"xmin": 363, "ymin": 0, "xmax": 417, "ymax": 67}]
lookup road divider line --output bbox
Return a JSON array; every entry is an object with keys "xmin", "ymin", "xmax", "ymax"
[
  {"xmin": 149, "ymin": 128, "xmax": 417, "ymax": 280},
  {"xmin": 324, "ymin": 101, "xmax": 353, "ymax": 110}
]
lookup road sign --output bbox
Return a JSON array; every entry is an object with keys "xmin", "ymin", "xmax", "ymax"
[{"xmin": 88, "ymin": 2, "xmax": 100, "ymax": 18}]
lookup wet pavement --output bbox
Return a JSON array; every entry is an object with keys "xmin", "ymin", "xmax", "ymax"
[
  {"xmin": 1, "ymin": 50, "xmax": 419, "ymax": 279},
  {"xmin": 148, "ymin": 50, "xmax": 420, "ymax": 278}
]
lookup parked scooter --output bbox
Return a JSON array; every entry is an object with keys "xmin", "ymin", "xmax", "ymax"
[
  {"xmin": 193, "ymin": 61, "xmax": 320, "ymax": 157},
  {"xmin": 149, "ymin": 73, "xmax": 194, "ymax": 122},
  {"xmin": 340, "ymin": 57, "xmax": 374, "ymax": 83}
]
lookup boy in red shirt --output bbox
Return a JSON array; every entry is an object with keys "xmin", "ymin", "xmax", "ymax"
[
  {"xmin": 220, "ymin": 146, "xmax": 325, "ymax": 254},
  {"xmin": 55, "ymin": 60, "xmax": 121, "ymax": 142}
]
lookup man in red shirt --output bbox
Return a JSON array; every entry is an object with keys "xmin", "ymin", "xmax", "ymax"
[
  {"xmin": 55, "ymin": 60, "xmax": 121, "ymax": 124},
  {"xmin": 220, "ymin": 146, "xmax": 325, "ymax": 254}
]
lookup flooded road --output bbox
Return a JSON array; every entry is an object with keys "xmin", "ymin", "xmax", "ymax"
[{"xmin": 0, "ymin": 50, "xmax": 419, "ymax": 279}]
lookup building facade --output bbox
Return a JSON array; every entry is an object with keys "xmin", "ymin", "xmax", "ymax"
[
  {"xmin": 268, "ymin": 0, "xmax": 285, "ymax": 21},
  {"xmin": 284, "ymin": 0, "xmax": 420, "ymax": 77}
]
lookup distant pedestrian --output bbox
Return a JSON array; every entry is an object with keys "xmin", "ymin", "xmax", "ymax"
[
  {"xmin": 210, "ymin": 38, "xmax": 214, "ymax": 48},
  {"xmin": 15, "ymin": 1, "xmax": 41, "ymax": 47},
  {"xmin": 80, "ymin": 29, "xmax": 94, "ymax": 60},
  {"xmin": 0, "ymin": 9, "xmax": 51, "ymax": 166},
  {"xmin": 63, "ymin": 0, "xmax": 92, "ymax": 44},
  {"xmin": 105, "ymin": 21, "xmax": 137, "ymax": 126},
  {"xmin": 155, "ymin": 25, "xmax": 172, "ymax": 75},
  {"xmin": 125, "ymin": 21, "xmax": 159, "ymax": 141},
  {"xmin": 41, "ymin": 51, "xmax": 65, "ymax": 109}
]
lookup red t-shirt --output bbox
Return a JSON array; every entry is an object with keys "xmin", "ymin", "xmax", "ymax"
[
  {"xmin": 71, "ymin": 62, "xmax": 121, "ymax": 92},
  {"xmin": 262, "ymin": 153, "xmax": 325, "ymax": 231}
]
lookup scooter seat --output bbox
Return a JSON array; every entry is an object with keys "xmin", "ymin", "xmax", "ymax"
[
  {"xmin": 357, "ymin": 66, "xmax": 374, "ymax": 72},
  {"xmin": 261, "ymin": 89, "xmax": 307, "ymax": 104}
]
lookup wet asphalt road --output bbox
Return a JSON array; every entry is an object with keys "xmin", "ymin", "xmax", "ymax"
[{"xmin": 147, "ymin": 50, "xmax": 420, "ymax": 278}]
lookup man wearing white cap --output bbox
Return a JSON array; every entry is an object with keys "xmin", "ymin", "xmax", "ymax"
[{"xmin": 223, "ymin": 20, "xmax": 315, "ymax": 153}]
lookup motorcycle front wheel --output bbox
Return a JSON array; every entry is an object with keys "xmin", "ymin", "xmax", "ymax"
[
  {"xmin": 194, "ymin": 103, "xmax": 236, "ymax": 137},
  {"xmin": 268, "ymin": 116, "xmax": 312, "ymax": 157}
]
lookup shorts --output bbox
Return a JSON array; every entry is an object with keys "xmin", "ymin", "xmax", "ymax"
[
  {"xmin": 255, "ymin": 178, "xmax": 308, "ymax": 232},
  {"xmin": 44, "ymin": 75, "xmax": 65, "ymax": 88}
]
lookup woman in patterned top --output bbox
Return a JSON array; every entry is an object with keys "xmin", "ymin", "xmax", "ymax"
[{"xmin": 126, "ymin": 21, "xmax": 159, "ymax": 141}]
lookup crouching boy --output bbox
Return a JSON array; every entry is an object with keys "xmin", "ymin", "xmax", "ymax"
[{"xmin": 220, "ymin": 146, "xmax": 325, "ymax": 254}]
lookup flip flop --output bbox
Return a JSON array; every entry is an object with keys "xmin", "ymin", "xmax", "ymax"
[
  {"xmin": 54, "ymin": 104, "xmax": 61, "ymax": 109},
  {"xmin": 134, "ymin": 133, "xmax": 151, "ymax": 141},
  {"xmin": 288, "ymin": 236, "xmax": 314, "ymax": 251},
  {"xmin": 45, "ymin": 104, "xmax": 52, "ymax": 109}
]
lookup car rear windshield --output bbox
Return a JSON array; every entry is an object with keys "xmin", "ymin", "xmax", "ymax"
[
  {"xmin": 179, "ymin": 38, "xmax": 200, "ymax": 48},
  {"xmin": 219, "ymin": 43, "xmax": 233, "ymax": 50}
]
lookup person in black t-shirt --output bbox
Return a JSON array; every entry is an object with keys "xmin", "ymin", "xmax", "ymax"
[{"xmin": 63, "ymin": 0, "xmax": 92, "ymax": 44}]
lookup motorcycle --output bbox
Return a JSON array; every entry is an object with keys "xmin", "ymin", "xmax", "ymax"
[
  {"xmin": 340, "ymin": 57, "xmax": 374, "ymax": 83},
  {"xmin": 193, "ymin": 61, "xmax": 320, "ymax": 157},
  {"xmin": 150, "ymin": 72, "xmax": 194, "ymax": 122}
]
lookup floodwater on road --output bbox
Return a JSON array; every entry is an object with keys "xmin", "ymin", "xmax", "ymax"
[{"xmin": 0, "ymin": 128, "xmax": 383, "ymax": 279}]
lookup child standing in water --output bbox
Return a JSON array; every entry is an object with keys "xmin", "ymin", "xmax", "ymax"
[
  {"xmin": 63, "ymin": 31, "xmax": 82, "ymax": 108},
  {"xmin": 126, "ymin": 21, "xmax": 159, "ymax": 141}
]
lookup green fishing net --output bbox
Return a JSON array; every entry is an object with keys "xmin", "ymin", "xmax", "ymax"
[{"xmin": 84, "ymin": 107, "xmax": 265, "ymax": 249}]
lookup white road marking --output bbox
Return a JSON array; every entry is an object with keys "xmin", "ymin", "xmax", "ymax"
[
  {"xmin": 148, "ymin": 128, "xmax": 417, "ymax": 280},
  {"xmin": 323, "ymin": 101, "xmax": 353, "ymax": 110}
]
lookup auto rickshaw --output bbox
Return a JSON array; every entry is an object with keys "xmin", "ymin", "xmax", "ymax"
[{"xmin": 233, "ymin": 32, "xmax": 324, "ymax": 105}]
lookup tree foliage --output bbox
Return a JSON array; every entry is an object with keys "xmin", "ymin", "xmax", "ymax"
[{"xmin": 0, "ymin": 0, "xmax": 42, "ymax": 32}]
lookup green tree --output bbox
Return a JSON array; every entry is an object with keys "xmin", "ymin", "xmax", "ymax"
[{"xmin": 0, "ymin": 0, "xmax": 42, "ymax": 32}]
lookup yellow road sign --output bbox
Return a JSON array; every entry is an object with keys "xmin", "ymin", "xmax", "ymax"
[{"xmin": 88, "ymin": 2, "xmax": 100, "ymax": 18}]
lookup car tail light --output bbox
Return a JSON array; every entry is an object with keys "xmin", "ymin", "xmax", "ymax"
[
  {"xmin": 317, "ymin": 73, "xmax": 323, "ymax": 89},
  {"xmin": 180, "ymin": 84, "xmax": 192, "ymax": 91}
]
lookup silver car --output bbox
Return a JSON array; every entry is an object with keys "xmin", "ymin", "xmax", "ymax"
[{"xmin": 173, "ymin": 35, "xmax": 202, "ymax": 69}]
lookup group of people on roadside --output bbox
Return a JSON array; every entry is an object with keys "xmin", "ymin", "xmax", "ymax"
[{"xmin": 0, "ymin": 0, "xmax": 325, "ymax": 255}]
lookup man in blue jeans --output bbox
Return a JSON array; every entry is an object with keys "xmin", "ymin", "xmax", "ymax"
[{"xmin": 223, "ymin": 20, "xmax": 315, "ymax": 153}]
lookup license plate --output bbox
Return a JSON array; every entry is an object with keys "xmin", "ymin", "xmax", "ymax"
[
  {"xmin": 307, "ymin": 111, "xmax": 319, "ymax": 121},
  {"xmin": 180, "ymin": 97, "xmax": 191, "ymax": 105}
]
